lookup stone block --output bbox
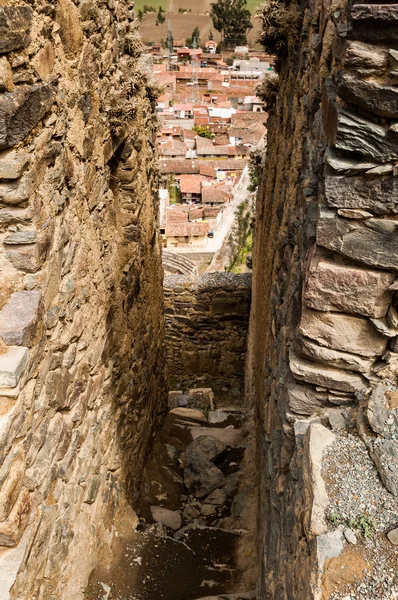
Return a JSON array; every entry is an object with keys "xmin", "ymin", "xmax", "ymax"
[
  {"xmin": 5, "ymin": 244, "xmax": 39, "ymax": 273},
  {"xmin": 344, "ymin": 41, "xmax": 388, "ymax": 70},
  {"xmin": 0, "ymin": 150, "xmax": 30, "ymax": 180},
  {"xmin": 350, "ymin": 4, "xmax": 398, "ymax": 43},
  {"xmin": 317, "ymin": 209, "xmax": 398, "ymax": 271},
  {"xmin": 0, "ymin": 291, "xmax": 42, "ymax": 347},
  {"xmin": 331, "ymin": 107, "xmax": 398, "ymax": 162},
  {"xmin": 0, "ymin": 172, "xmax": 33, "ymax": 204},
  {"xmin": 325, "ymin": 149, "xmax": 379, "ymax": 175},
  {"xmin": 289, "ymin": 351, "xmax": 367, "ymax": 393},
  {"xmin": 299, "ymin": 337, "xmax": 375, "ymax": 373},
  {"xmin": 299, "ymin": 307, "xmax": 387, "ymax": 358},
  {"xmin": 303, "ymin": 423, "xmax": 336, "ymax": 536},
  {"xmin": 0, "ymin": 449, "xmax": 25, "ymax": 522},
  {"xmin": 372, "ymin": 439, "xmax": 398, "ymax": 496},
  {"xmin": 0, "ymin": 208, "xmax": 32, "ymax": 228},
  {"xmin": 0, "ymin": 488, "xmax": 31, "ymax": 547},
  {"xmin": 0, "ymin": 6, "xmax": 33, "ymax": 53},
  {"xmin": 0, "ymin": 347, "xmax": 29, "ymax": 388},
  {"xmin": 287, "ymin": 383, "xmax": 327, "ymax": 416},
  {"xmin": 31, "ymin": 42, "xmax": 55, "ymax": 81},
  {"xmin": 304, "ymin": 252, "xmax": 395, "ymax": 317},
  {"xmin": 335, "ymin": 71, "xmax": 398, "ymax": 118},
  {"xmin": 0, "ymin": 84, "xmax": 56, "ymax": 150},
  {"xmin": 0, "ymin": 57, "xmax": 13, "ymax": 93},
  {"xmin": 324, "ymin": 175, "xmax": 398, "ymax": 215}
]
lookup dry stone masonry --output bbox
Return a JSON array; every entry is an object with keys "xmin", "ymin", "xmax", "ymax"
[
  {"xmin": 248, "ymin": 1, "xmax": 398, "ymax": 598},
  {"xmin": 0, "ymin": 1, "xmax": 167, "ymax": 598},
  {"xmin": 164, "ymin": 273, "xmax": 252, "ymax": 398}
]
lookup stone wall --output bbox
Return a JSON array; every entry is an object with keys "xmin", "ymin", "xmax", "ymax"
[
  {"xmin": 247, "ymin": 1, "xmax": 398, "ymax": 598},
  {"xmin": 0, "ymin": 1, "xmax": 167, "ymax": 598},
  {"xmin": 164, "ymin": 273, "xmax": 251, "ymax": 398}
]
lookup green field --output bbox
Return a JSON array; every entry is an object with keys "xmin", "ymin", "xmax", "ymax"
[{"xmin": 134, "ymin": 0, "xmax": 263, "ymax": 14}]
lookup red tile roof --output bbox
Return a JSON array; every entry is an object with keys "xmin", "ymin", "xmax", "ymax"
[
  {"xmin": 179, "ymin": 174, "xmax": 203, "ymax": 194},
  {"xmin": 166, "ymin": 221, "xmax": 210, "ymax": 238}
]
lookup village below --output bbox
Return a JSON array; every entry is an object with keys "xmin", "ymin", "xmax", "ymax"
[{"xmin": 140, "ymin": 6, "xmax": 270, "ymax": 275}]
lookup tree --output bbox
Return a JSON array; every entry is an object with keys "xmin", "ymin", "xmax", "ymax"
[
  {"xmin": 156, "ymin": 6, "xmax": 165, "ymax": 25},
  {"xmin": 186, "ymin": 26, "xmax": 201, "ymax": 48},
  {"xmin": 211, "ymin": 0, "xmax": 253, "ymax": 49},
  {"xmin": 193, "ymin": 125, "xmax": 214, "ymax": 139},
  {"xmin": 227, "ymin": 200, "xmax": 252, "ymax": 270},
  {"xmin": 209, "ymin": 29, "xmax": 214, "ymax": 40},
  {"xmin": 167, "ymin": 22, "xmax": 174, "ymax": 53}
]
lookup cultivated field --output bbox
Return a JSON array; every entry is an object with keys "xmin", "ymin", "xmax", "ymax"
[
  {"xmin": 138, "ymin": 11, "xmax": 262, "ymax": 47},
  {"xmin": 134, "ymin": 0, "xmax": 263, "ymax": 15}
]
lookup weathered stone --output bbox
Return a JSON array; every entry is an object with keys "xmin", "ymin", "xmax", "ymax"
[
  {"xmin": 0, "ymin": 57, "xmax": 12, "ymax": 93},
  {"xmin": 31, "ymin": 42, "xmax": 55, "ymax": 81},
  {"xmin": 0, "ymin": 488, "xmax": 31, "ymax": 547},
  {"xmin": 0, "ymin": 450, "xmax": 25, "ymax": 522},
  {"xmin": 317, "ymin": 209, "xmax": 398, "ymax": 271},
  {"xmin": 344, "ymin": 41, "xmax": 388, "ymax": 70},
  {"xmin": 6, "ymin": 244, "xmax": 39, "ymax": 273},
  {"xmin": 201, "ymin": 504, "xmax": 216, "ymax": 516},
  {"xmin": 372, "ymin": 439, "xmax": 398, "ymax": 496},
  {"xmin": 304, "ymin": 252, "xmax": 394, "ymax": 317},
  {"xmin": 331, "ymin": 108, "xmax": 398, "ymax": 162},
  {"xmin": 370, "ymin": 317, "xmax": 397, "ymax": 338},
  {"xmin": 0, "ymin": 347, "xmax": 29, "ymax": 388},
  {"xmin": 205, "ymin": 488, "xmax": 227, "ymax": 505},
  {"xmin": 169, "ymin": 407, "xmax": 207, "ymax": 423},
  {"xmin": 190, "ymin": 426, "xmax": 240, "ymax": 447},
  {"xmin": 367, "ymin": 385, "xmax": 391, "ymax": 437},
  {"xmin": 387, "ymin": 528, "xmax": 398, "ymax": 545},
  {"xmin": 299, "ymin": 308, "xmax": 387, "ymax": 358},
  {"xmin": 303, "ymin": 423, "xmax": 336, "ymax": 537},
  {"xmin": 299, "ymin": 337, "xmax": 374, "ymax": 373},
  {"xmin": 0, "ymin": 291, "xmax": 42, "ymax": 347},
  {"xmin": 287, "ymin": 383, "xmax": 327, "ymax": 416},
  {"xmin": 325, "ymin": 175, "xmax": 398, "ymax": 214},
  {"xmin": 289, "ymin": 352, "xmax": 367, "ymax": 393},
  {"xmin": 350, "ymin": 4, "xmax": 398, "ymax": 43},
  {"xmin": 0, "ymin": 6, "xmax": 33, "ymax": 54},
  {"xmin": 337, "ymin": 209, "xmax": 373, "ymax": 219},
  {"xmin": 183, "ymin": 454, "xmax": 226, "ymax": 498},
  {"xmin": 0, "ymin": 84, "xmax": 56, "ymax": 150},
  {"xmin": 366, "ymin": 164, "xmax": 394, "ymax": 176},
  {"xmin": 336, "ymin": 71, "xmax": 398, "ymax": 118},
  {"xmin": 0, "ymin": 150, "xmax": 30, "ymax": 180},
  {"xmin": 0, "ymin": 173, "xmax": 33, "ymax": 205},
  {"xmin": 325, "ymin": 149, "xmax": 379, "ymax": 175},
  {"xmin": 4, "ymin": 231, "xmax": 37, "ymax": 245},
  {"xmin": 150, "ymin": 506, "xmax": 182, "ymax": 531},
  {"xmin": 181, "ymin": 436, "xmax": 226, "ymax": 467},
  {"xmin": 344, "ymin": 528, "xmax": 357, "ymax": 545}
]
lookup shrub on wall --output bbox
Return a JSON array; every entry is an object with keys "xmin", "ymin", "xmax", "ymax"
[{"xmin": 256, "ymin": 0, "xmax": 300, "ymax": 56}]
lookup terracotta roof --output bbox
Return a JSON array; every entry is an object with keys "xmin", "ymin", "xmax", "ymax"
[
  {"xmin": 166, "ymin": 207, "xmax": 190, "ymax": 223},
  {"xmin": 202, "ymin": 186, "xmax": 230, "ymax": 204},
  {"xmin": 160, "ymin": 159, "xmax": 247, "ymax": 174},
  {"xmin": 231, "ymin": 112, "xmax": 266, "ymax": 128},
  {"xmin": 166, "ymin": 221, "xmax": 210, "ymax": 238},
  {"xmin": 179, "ymin": 174, "xmax": 203, "ymax": 194},
  {"xmin": 159, "ymin": 140, "xmax": 187, "ymax": 157}
]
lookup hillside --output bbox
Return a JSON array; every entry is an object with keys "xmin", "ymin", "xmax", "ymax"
[
  {"xmin": 134, "ymin": 0, "xmax": 263, "ymax": 13},
  {"xmin": 139, "ymin": 11, "xmax": 262, "ymax": 46}
]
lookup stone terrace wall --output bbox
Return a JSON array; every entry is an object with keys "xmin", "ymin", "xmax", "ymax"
[
  {"xmin": 247, "ymin": 1, "xmax": 398, "ymax": 598},
  {"xmin": 0, "ymin": 1, "xmax": 166, "ymax": 598},
  {"xmin": 164, "ymin": 273, "xmax": 251, "ymax": 398}
]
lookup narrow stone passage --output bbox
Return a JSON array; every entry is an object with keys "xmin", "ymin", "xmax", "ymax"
[{"xmin": 86, "ymin": 389, "xmax": 256, "ymax": 600}]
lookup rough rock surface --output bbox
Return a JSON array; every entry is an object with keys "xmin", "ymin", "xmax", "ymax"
[
  {"xmin": 246, "ymin": 0, "xmax": 398, "ymax": 598},
  {"xmin": 0, "ymin": 1, "xmax": 167, "ymax": 599}
]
